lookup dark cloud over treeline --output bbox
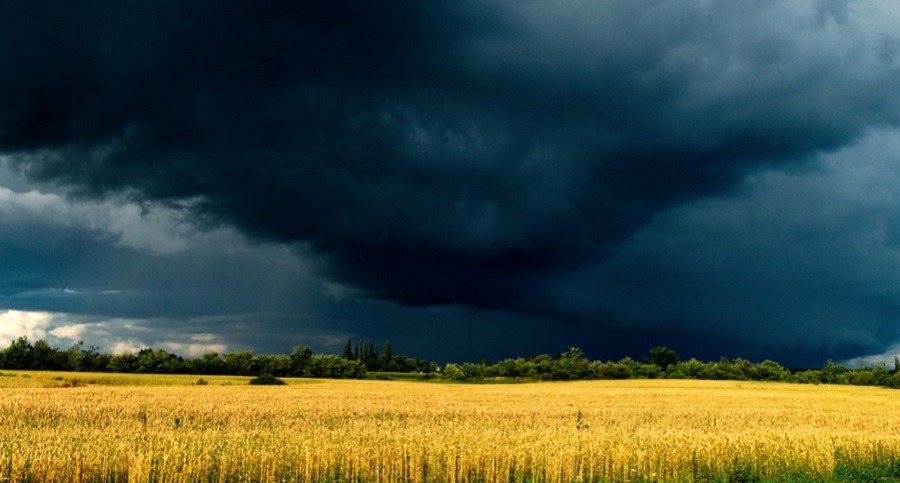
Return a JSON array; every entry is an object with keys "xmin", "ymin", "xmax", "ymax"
[{"xmin": 3, "ymin": 1, "xmax": 900, "ymax": 350}]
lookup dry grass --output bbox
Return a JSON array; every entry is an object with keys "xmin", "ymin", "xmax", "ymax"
[{"xmin": 0, "ymin": 376, "xmax": 898, "ymax": 481}]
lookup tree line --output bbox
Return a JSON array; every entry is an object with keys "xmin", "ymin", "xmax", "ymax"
[
  {"xmin": 2, "ymin": 337, "xmax": 900, "ymax": 388},
  {"xmin": 444, "ymin": 346, "xmax": 900, "ymax": 387},
  {"xmin": 0, "ymin": 337, "xmax": 378, "ymax": 379}
]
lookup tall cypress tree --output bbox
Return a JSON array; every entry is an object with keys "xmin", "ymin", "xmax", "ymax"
[
  {"xmin": 384, "ymin": 341, "xmax": 392, "ymax": 363},
  {"xmin": 342, "ymin": 339, "xmax": 354, "ymax": 360}
]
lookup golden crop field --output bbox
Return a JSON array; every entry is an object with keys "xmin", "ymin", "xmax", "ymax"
[{"xmin": 1, "ymin": 372, "xmax": 899, "ymax": 482}]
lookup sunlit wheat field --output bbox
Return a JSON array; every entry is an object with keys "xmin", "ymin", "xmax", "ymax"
[{"xmin": 1, "ymin": 372, "xmax": 899, "ymax": 482}]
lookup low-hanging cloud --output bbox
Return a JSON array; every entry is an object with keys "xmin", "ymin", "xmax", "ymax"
[
  {"xmin": 0, "ymin": 185, "xmax": 237, "ymax": 255},
  {"xmin": 3, "ymin": 1, "xmax": 900, "ymax": 362}
]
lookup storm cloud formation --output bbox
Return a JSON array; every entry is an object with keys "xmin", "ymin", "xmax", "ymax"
[{"xmin": 3, "ymin": 1, "xmax": 900, "ymax": 364}]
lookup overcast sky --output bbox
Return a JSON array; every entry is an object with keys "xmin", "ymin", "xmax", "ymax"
[{"xmin": 3, "ymin": 1, "xmax": 900, "ymax": 367}]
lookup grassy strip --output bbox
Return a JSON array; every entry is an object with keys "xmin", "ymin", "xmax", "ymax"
[{"xmin": 0, "ymin": 369, "xmax": 323, "ymax": 387}]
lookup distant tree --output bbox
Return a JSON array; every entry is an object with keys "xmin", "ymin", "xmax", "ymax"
[
  {"xmin": 387, "ymin": 354, "xmax": 424, "ymax": 373},
  {"xmin": 889, "ymin": 370, "xmax": 900, "ymax": 388},
  {"xmin": 304, "ymin": 354, "xmax": 366, "ymax": 379},
  {"xmin": 635, "ymin": 363, "xmax": 662, "ymax": 379},
  {"xmin": 791, "ymin": 369, "xmax": 824, "ymax": 384},
  {"xmin": 289, "ymin": 345, "xmax": 313, "ymax": 376},
  {"xmin": 730, "ymin": 358, "xmax": 754, "ymax": 380},
  {"xmin": 342, "ymin": 339, "xmax": 354, "ymax": 360},
  {"xmin": 706, "ymin": 359, "xmax": 742, "ymax": 380},
  {"xmin": 442, "ymin": 363, "xmax": 465, "ymax": 381},
  {"xmin": 666, "ymin": 358, "xmax": 704, "ymax": 379},
  {"xmin": 494, "ymin": 358, "xmax": 526, "ymax": 378},
  {"xmin": 753, "ymin": 360, "xmax": 789, "ymax": 382},
  {"xmin": 847, "ymin": 368, "xmax": 877, "ymax": 386},
  {"xmin": 593, "ymin": 360, "xmax": 632, "ymax": 380},
  {"xmin": 354, "ymin": 340, "xmax": 381, "ymax": 371},
  {"xmin": 64, "ymin": 341, "xmax": 86, "ymax": 371},
  {"xmin": 265, "ymin": 355, "xmax": 292, "ymax": 377},
  {"xmin": 3, "ymin": 336, "xmax": 33, "ymax": 370},
  {"xmin": 223, "ymin": 350, "xmax": 254, "ymax": 376},
  {"xmin": 77, "ymin": 344, "xmax": 105, "ymax": 372},
  {"xmin": 645, "ymin": 346, "xmax": 679, "ymax": 372},
  {"xmin": 531, "ymin": 354, "xmax": 554, "ymax": 379},
  {"xmin": 383, "ymin": 341, "xmax": 393, "ymax": 367},
  {"xmin": 873, "ymin": 361, "xmax": 891, "ymax": 386},
  {"xmin": 419, "ymin": 359, "xmax": 438, "ymax": 374},
  {"xmin": 108, "ymin": 353, "xmax": 139, "ymax": 373},
  {"xmin": 31, "ymin": 339, "xmax": 54, "ymax": 370},
  {"xmin": 136, "ymin": 349, "xmax": 184, "ymax": 374},
  {"xmin": 193, "ymin": 351, "xmax": 225, "ymax": 375},
  {"xmin": 554, "ymin": 347, "xmax": 592, "ymax": 380},
  {"xmin": 250, "ymin": 354, "xmax": 274, "ymax": 375},
  {"xmin": 821, "ymin": 359, "xmax": 849, "ymax": 384},
  {"xmin": 459, "ymin": 363, "xmax": 485, "ymax": 380}
]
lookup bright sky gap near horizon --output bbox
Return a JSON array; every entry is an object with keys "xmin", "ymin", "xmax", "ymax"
[{"xmin": 3, "ymin": 1, "xmax": 900, "ymax": 367}]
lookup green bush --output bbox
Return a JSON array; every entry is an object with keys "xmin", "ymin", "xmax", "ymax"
[{"xmin": 248, "ymin": 373, "xmax": 286, "ymax": 385}]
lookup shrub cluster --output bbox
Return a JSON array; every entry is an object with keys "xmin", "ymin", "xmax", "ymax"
[{"xmin": 248, "ymin": 373, "xmax": 286, "ymax": 385}]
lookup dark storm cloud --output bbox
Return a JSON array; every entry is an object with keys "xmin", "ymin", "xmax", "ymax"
[
  {"xmin": 546, "ymin": 129, "xmax": 900, "ymax": 365},
  {"xmin": 3, "ymin": 0, "xmax": 900, "ymax": 341}
]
